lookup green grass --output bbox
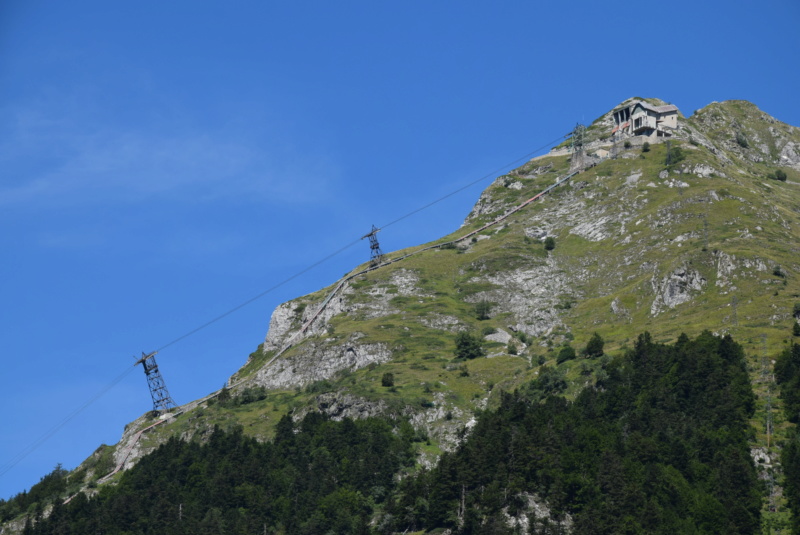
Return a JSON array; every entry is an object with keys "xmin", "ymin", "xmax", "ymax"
[{"xmin": 92, "ymin": 122, "xmax": 800, "ymax": 520}]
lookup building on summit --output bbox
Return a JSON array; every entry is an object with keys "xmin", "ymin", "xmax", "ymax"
[{"xmin": 611, "ymin": 100, "xmax": 679, "ymax": 141}]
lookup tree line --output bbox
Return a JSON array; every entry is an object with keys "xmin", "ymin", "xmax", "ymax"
[
  {"xmin": 11, "ymin": 332, "xmax": 768, "ymax": 534},
  {"xmin": 21, "ymin": 415, "xmax": 415, "ymax": 534},
  {"xmin": 385, "ymin": 332, "xmax": 760, "ymax": 534},
  {"xmin": 777, "ymin": 342, "xmax": 800, "ymax": 534}
]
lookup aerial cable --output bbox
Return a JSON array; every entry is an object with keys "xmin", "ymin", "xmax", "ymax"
[
  {"xmin": 0, "ymin": 366, "xmax": 138, "ymax": 479},
  {"xmin": 158, "ymin": 134, "xmax": 566, "ymax": 351},
  {"xmin": 379, "ymin": 134, "xmax": 567, "ymax": 230},
  {"xmin": 0, "ymin": 134, "xmax": 566, "ymax": 483},
  {"xmin": 155, "ymin": 237, "xmax": 364, "ymax": 353}
]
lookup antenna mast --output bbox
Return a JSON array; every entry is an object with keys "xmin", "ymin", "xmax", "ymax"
[
  {"xmin": 135, "ymin": 351, "xmax": 177, "ymax": 411},
  {"xmin": 361, "ymin": 225, "xmax": 384, "ymax": 266}
]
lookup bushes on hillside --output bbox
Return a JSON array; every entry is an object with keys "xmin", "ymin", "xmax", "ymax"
[
  {"xmin": 214, "ymin": 386, "xmax": 268, "ymax": 407},
  {"xmin": 736, "ymin": 131, "xmax": 750, "ymax": 148},
  {"xmin": 454, "ymin": 332, "xmax": 485, "ymax": 360},
  {"xmin": 665, "ymin": 144, "xmax": 686, "ymax": 166},
  {"xmin": 584, "ymin": 332, "xmax": 605, "ymax": 357},
  {"xmin": 556, "ymin": 344, "xmax": 576, "ymax": 364},
  {"xmin": 474, "ymin": 300, "xmax": 492, "ymax": 320},
  {"xmin": 768, "ymin": 169, "xmax": 788, "ymax": 181}
]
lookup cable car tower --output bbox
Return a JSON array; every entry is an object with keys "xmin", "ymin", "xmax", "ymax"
[
  {"xmin": 569, "ymin": 123, "xmax": 587, "ymax": 171},
  {"xmin": 361, "ymin": 225, "xmax": 384, "ymax": 266},
  {"xmin": 135, "ymin": 351, "xmax": 177, "ymax": 411}
]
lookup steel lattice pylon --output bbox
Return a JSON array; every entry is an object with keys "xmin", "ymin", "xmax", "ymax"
[
  {"xmin": 569, "ymin": 123, "xmax": 587, "ymax": 170},
  {"xmin": 135, "ymin": 351, "xmax": 177, "ymax": 411},
  {"xmin": 361, "ymin": 225, "xmax": 384, "ymax": 266}
]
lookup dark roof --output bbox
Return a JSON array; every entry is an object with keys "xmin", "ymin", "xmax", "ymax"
[
  {"xmin": 615, "ymin": 100, "xmax": 679, "ymax": 116},
  {"xmin": 635, "ymin": 101, "xmax": 678, "ymax": 115},
  {"xmin": 654, "ymin": 104, "xmax": 679, "ymax": 114}
]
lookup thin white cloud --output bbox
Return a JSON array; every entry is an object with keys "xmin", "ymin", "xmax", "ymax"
[{"xmin": 0, "ymin": 103, "xmax": 340, "ymax": 208}]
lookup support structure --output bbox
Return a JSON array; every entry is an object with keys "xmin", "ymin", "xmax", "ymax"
[
  {"xmin": 361, "ymin": 225, "xmax": 384, "ymax": 266},
  {"xmin": 135, "ymin": 351, "xmax": 177, "ymax": 411},
  {"xmin": 569, "ymin": 123, "xmax": 587, "ymax": 171}
]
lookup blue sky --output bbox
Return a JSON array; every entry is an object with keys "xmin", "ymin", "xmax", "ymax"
[{"xmin": 1, "ymin": 0, "xmax": 798, "ymax": 498}]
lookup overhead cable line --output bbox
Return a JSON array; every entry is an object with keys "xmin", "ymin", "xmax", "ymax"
[
  {"xmin": 157, "ymin": 133, "xmax": 567, "ymax": 352},
  {"xmin": 379, "ymin": 134, "xmax": 567, "ymax": 231},
  {"xmin": 0, "ymin": 134, "xmax": 567, "ymax": 482},
  {"xmin": 154, "ymin": 237, "xmax": 364, "ymax": 353},
  {"xmin": 0, "ymin": 366, "xmax": 138, "ymax": 479}
]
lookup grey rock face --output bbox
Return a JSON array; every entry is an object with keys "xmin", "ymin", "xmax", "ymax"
[
  {"xmin": 521, "ymin": 163, "xmax": 554, "ymax": 178},
  {"xmin": 779, "ymin": 141, "xmax": 800, "ymax": 169},
  {"xmin": 524, "ymin": 226, "xmax": 550, "ymax": 239},
  {"xmin": 110, "ymin": 414, "xmax": 151, "ymax": 472},
  {"xmin": 611, "ymin": 297, "xmax": 630, "ymax": 320},
  {"xmin": 691, "ymin": 164, "xmax": 720, "ymax": 178},
  {"xmin": 626, "ymin": 171, "xmax": 643, "ymax": 185},
  {"xmin": 464, "ymin": 166, "xmax": 560, "ymax": 225},
  {"xmin": 502, "ymin": 492, "xmax": 573, "ymax": 534},
  {"xmin": 408, "ymin": 391, "xmax": 470, "ymax": 451},
  {"xmin": 420, "ymin": 313, "xmax": 464, "ymax": 332},
  {"xmin": 715, "ymin": 251, "xmax": 737, "ymax": 287},
  {"xmin": 471, "ymin": 260, "xmax": 574, "ymax": 337},
  {"xmin": 484, "ymin": 329, "xmax": 513, "ymax": 344},
  {"xmin": 315, "ymin": 392, "xmax": 389, "ymax": 421},
  {"xmin": 570, "ymin": 214, "xmax": 614, "ymax": 242},
  {"xmin": 260, "ymin": 268, "xmax": 425, "ymax": 357},
  {"xmin": 253, "ymin": 338, "xmax": 392, "ymax": 390},
  {"xmin": 650, "ymin": 266, "xmax": 707, "ymax": 316},
  {"xmin": 262, "ymin": 300, "xmax": 304, "ymax": 353},
  {"xmin": 310, "ymin": 391, "xmax": 471, "ymax": 453}
]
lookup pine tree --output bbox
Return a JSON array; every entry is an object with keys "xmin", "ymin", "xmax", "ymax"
[
  {"xmin": 454, "ymin": 332, "xmax": 485, "ymax": 360},
  {"xmin": 585, "ymin": 332, "xmax": 605, "ymax": 357}
]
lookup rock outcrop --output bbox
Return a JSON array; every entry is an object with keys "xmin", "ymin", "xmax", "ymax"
[
  {"xmin": 253, "ymin": 337, "xmax": 392, "ymax": 390},
  {"xmin": 650, "ymin": 266, "xmax": 707, "ymax": 316}
]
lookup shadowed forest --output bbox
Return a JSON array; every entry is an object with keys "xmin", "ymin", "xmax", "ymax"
[{"xmin": 7, "ymin": 333, "xmax": 773, "ymax": 534}]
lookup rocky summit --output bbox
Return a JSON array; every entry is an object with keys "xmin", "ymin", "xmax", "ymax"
[{"xmin": 4, "ymin": 98, "xmax": 800, "ymax": 534}]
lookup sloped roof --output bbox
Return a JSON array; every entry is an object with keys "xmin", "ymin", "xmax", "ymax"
[
  {"xmin": 635, "ymin": 101, "xmax": 678, "ymax": 115},
  {"xmin": 614, "ymin": 100, "xmax": 679, "ymax": 116},
  {"xmin": 654, "ymin": 104, "xmax": 679, "ymax": 114}
]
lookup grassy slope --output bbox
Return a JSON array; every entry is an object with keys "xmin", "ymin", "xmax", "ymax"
[{"xmin": 72, "ymin": 101, "xmax": 800, "ymax": 528}]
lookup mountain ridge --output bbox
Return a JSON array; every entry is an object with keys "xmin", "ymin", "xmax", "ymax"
[
  {"xmin": 3, "ymin": 97, "xmax": 800, "ymax": 533},
  {"xmin": 108, "ymin": 95, "xmax": 800, "ymax": 477}
]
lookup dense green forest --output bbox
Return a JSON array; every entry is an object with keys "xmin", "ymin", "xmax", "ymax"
[
  {"xmin": 386, "ymin": 332, "xmax": 760, "ymax": 534},
  {"xmin": 0, "ymin": 465, "xmax": 69, "ymax": 524},
  {"xmin": 20, "ymin": 415, "xmax": 415, "ymax": 534},
  {"xmin": 12, "ymin": 332, "xmax": 767, "ymax": 534},
  {"xmin": 777, "ymin": 342, "xmax": 800, "ymax": 534}
]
